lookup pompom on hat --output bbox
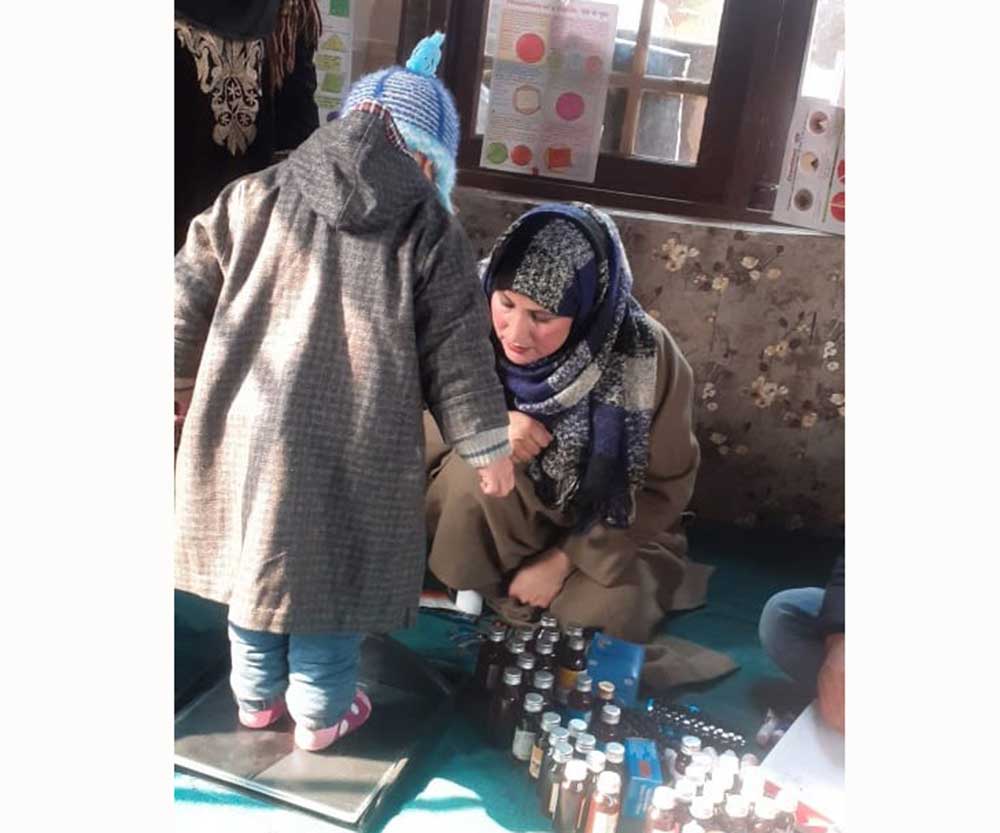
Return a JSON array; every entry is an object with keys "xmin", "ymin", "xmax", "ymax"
[{"xmin": 344, "ymin": 32, "xmax": 460, "ymax": 211}]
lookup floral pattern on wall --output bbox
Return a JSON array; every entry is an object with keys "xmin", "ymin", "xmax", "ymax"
[{"xmin": 455, "ymin": 189, "xmax": 845, "ymax": 536}]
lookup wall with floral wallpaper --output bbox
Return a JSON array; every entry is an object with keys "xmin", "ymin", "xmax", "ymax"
[{"xmin": 455, "ymin": 188, "xmax": 845, "ymax": 537}]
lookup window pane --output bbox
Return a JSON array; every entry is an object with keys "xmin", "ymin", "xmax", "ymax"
[
  {"xmin": 800, "ymin": 0, "xmax": 845, "ymax": 105},
  {"xmin": 634, "ymin": 91, "xmax": 705, "ymax": 164},
  {"xmin": 645, "ymin": 0, "xmax": 724, "ymax": 82},
  {"xmin": 599, "ymin": 87, "xmax": 629, "ymax": 153}
]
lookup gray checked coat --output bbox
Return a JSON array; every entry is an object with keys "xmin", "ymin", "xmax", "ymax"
[{"xmin": 174, "ymin": 109, "xmax": 510, "ymax": 634}]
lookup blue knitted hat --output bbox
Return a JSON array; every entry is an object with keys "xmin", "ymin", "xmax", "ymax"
[{"xmin": 344, "ymin": 32, "xmax": 460, "ymax": 212}]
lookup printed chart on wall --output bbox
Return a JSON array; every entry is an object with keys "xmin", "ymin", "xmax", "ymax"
[
  {"xmin": 313, "ymin": 1, "xmax": 354, "ymax": 124},
  {"xmin": 480, "ymin": 0, "xmax": 618, "ymax": 183},
  {"xmin": 772, "ymin": 97, "xmax": 845, "ymax": 235}
]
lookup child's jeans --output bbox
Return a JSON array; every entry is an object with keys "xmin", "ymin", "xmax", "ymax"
[{"xmin": 228, "ymin": 622, "xmax": 363, "ymax": 731}]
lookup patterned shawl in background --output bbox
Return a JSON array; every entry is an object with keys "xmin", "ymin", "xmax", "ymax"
[{"xmin": 481, "ymin": 203, "xmax": 658, "ymax": 530}]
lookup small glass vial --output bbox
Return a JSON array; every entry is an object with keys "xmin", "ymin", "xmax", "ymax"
[
  {"xmin": 567, "ymin": 718, "xmax": 589, "ymax": 746},
  {"xmin": 512, "ymin": 692, "xmax": 544, "ymax": 762},
  {"xmin": 686, "ymin": 763, "xmax": 709, "ymax": 793},
  {"xmin": 566, "ymin": 673, "xmax": 595, "ymax": 726},
  {"xmin": 676, "ymin": 735, "xmax": 702, "ymax": 777},
  {"xmin": 537, "ymin": 728, "xmax": 571, "ymax": 803},
  {"xmin": 575, "ymin": 732, "xmax": 598, "ymax": 760},
  {"xmin": 724, "ymin": 794, "xmax": 751, "ymax": 833},
  {"xmin": 592, "ymin": 703, "xmax": 622, "ymax": 750},
  {"xmin": 487, "ymin": 667, "xmax": 523, "ymax": 748},
  {"xmin": 674, "ymin": 777, "xmax": 697, "ymax": 827},
  {"xmin": 644, "ymin": 786, "xmax": 678, "ymax": 833},
  {"xmin": 604, "ymin": 741, "xmax": 626, "ymax": 784},
  {"xmin": 556, "ymin": 636, "xmax": 588, "ymax": 705},
  {"xmin": 555, "ymin": 758, "xmax": 589, "ymax": 833},
  {"xmin": 529, "ymin": 711, "xmax": 562, "ymax": 780},
  {"xmin": 774, "ymin": 787, "xmax": 799, "ymax": 833},
  {"xmin": 540, "ymin": 740, "xmax": 575, "ymax": 818},
  {"xmin": 517, "ymin": 652, "xmax": 538, "ymax": 698},
  {"xmin": 530, "ymin": 669, "xmax": 556, "ymax": 709},
  {"xmin": 535, "ymin": 638, "xmax": 557, "ymax": 675},
  {"xmin": 582, "ymin": 770, "xmax": 621, "ymax": 833},
  {"xmin": 750, "ymin": 796, "xmax": 778, "ymax": 833},
  {"xmin": 690, "ymin": 796, "xmax": 715, "ymax": 827},
  {"xmin": 539, "ymin": 613, "xmax": 560, "ymax": 645},
  {"xmin": 473, "ymin": 623, "xmax": 508, "ymax": 692}
]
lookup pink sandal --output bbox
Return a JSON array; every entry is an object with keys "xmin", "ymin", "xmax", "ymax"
[
  {"xmin": 294, "ymin": 689, "xmax": 373, "ymax": 752},
  {"xmin": 238, "ymin": 697, "xmax": 287, "ymax": 729}
]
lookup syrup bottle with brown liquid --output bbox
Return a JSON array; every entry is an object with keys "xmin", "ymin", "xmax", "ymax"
[{"xmin": 582, "ymin": 770, "xmax": 621, "ymax": 833}]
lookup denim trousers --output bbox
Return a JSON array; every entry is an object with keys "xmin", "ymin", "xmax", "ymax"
[
  {"xmin": 758, "ymin": 587, "xmax": 827, "ymax": 695},
  {"xmin": 228, "ymin": 622, "xmax": 363, "ymax": 731}
]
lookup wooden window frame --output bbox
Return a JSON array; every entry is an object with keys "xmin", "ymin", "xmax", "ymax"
[{"xmin": 400, "ymin": 0, "xmax": 817, "ymax": 225}]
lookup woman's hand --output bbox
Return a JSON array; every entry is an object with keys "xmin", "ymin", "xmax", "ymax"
[
  {"xmin": 508, "ymin": 411, "xmax": 553, "ymax": 464},
  {"xmin": 509, "ymin": 547, "xmax": 574, "ymax": 608},
  {"xmin": 477, "ymin": 456, "xmax": 515, "ymax": 497}
]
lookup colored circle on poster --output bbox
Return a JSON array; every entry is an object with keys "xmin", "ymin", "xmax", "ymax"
[
  {"xmin": 513, "ymin": 85, "xmax": 542, "ymax": 115},
  {"xmin": 516, "ymin": 33, "xmax": 546, "ymax": 64},
  {"xmin": 836, "ymin": 159, "xmax": 845, "ymax": 183},
  {"xmin": 556, "ymin": 92, "xmax": 585, "ymax": 121},
  {"xmin": 807, "ymin": 110, "xmax": 830, "ymax": 135},
  {"xmin": 829, "ymin": 192, "xmax": 845, "ymax": 222},
  {"xmin": 799, "ymin": 152, "xmax": 819, "ymax": 175},
  {"xmin": 793, "ymin": 188, "xmax": 814, "ymax": 212},
  {"xmin": 511, "ymin": 145, "xmax": 533, "ymax": 166},
  {"xmin": 585, "ymin": 55, "xmax": 604, "ymax": 74},
  {"xmin": 486, "ymin": 142, "xmax": 509, "ymax": 165}
]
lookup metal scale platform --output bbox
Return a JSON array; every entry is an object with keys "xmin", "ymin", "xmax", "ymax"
[{"xmin": 175, "ymin": 634, "xmax": 454, "ymax": 831}]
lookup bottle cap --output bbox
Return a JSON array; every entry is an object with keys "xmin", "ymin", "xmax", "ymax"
[
  {"xmin": 740, "ymin": 753, "xmax": 760, "ymax": 769},
  {"xmin": 516, "ymin": 625, "xmax": 535, "ymax": 642},
  {"xmin": 489, "ymin": 620, "xmax": 508, "ymax": 636},
  {"xmin": 502, "ymin": 667, "xmax": 523, "ymax": 686},
  {"xmin": 565, "ymin": 623, "xmax": 585, "ymax": 639},
  {"xmin": 517, "ymin": 653, "xmax": 537, "ymax": 671},
  {"xmin": 564, "ymin": 759, "xmax": 588, "ymax": 782},
  {"xmin": 604, "ymin": 741, "xmax": 625, "ymax": 764},
  {"xmin": 718, "ymin": 751, "xmax": 740, "ymax": 773},
  {"xmin": 506, "ymin": 640, "xmax": 525, "ymax": 657},
  {"xmin": 567, "ymin": 719, "xmax": 588, "ymax": 739},
  {"xmin": 596, "ymin": 770, "xmax": 621, "ymax": 795},
  {"xmin": 601, "ymin": 704, "xmax": 621, "ymax": 725},
  {"xmin": 754, "ymin": 797, "xmax": 778, "ymax": 821},
  {"xmin": 681, "ymin": 735, "xmax": 702, "ymax": 755},
  {"xmin": 534, "ymin": 671, "xmax": 555, "ymax": 690},
  {"xmin": 686, "ymin": 764, "xmax": 708, "ymax": 785},
  {"xmin": 552, "ymin": 740, "xmax": 574, "ymax": 762},
  {"xmin": 549, "ymin": 726, "xmax": 570, "ymax": 744},
  {"xmin": 487, "ymin": 627, "xmax": 506, "ymax": 643},
  {"xmin": 536, "ymin": 640, "xmax": 554, "ymax": 656},
  {"xmin": 675, "ymin": 778, "xmax": 697, "ymax": 802},
  {"xmin": 691, "ymin": 751, "xmax": 714, "ymax": 771},
  {"xmin": 690, "ymin": 797, "xmax": 715, "ymax": 821},
  {"xmin": 541, "ymin": 712, "xmax": 561, "ymax": 731},
  {"xmin": 568, "ymin": 636, "xmax": 586, "ymax": 652},
  {"xmin": 725, "ymin": 795, "xmax": 749, "ymax": 819},
  {"xmin": 650, "ymin": 785, "xmax": 676, "ymax": 810},
  {"xmin": 597, "ymin": 681, "xmax": 616, "ymax": 700},
  {"xmin": 523, "ymin": 693, "xmax": 544, "ymax": 713},
  {"xmin": 575, "ymin": 733, "xmax": 597, "ymax": 754},
  {"xmin": 680, "ymin": 823, "xmax": 705, "ymax": 833},
  {"xmin": 776, "ymin": 787, "xmax": 800, "ymax": 813},
  {"xmin": 541, "ymin": 613, "xmax": 558, "ymax": 629},
  {"xmin": 585, "ymin": 750, "xmax": 607, "ymax": 774},
  {"xmin": 575, "ymin": 673, "xmax": 593, "ymax": 691}
]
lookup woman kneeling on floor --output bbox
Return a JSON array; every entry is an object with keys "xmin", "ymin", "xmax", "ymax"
[{"xmin": 425, "ymin": 202, "xmax": 709, "ymax": 643}]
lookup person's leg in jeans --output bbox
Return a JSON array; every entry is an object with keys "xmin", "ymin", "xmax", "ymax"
[
  {"xmin": 287, "ymin": 632, "xmax": 371, "ymax": 751},
  {"xmin": 228, "ymin": 622, "xmax": 290, "ymax": 728},
  {"xmin": 758, "ymin": 587, "xmax": 827, "ymax": 695}
]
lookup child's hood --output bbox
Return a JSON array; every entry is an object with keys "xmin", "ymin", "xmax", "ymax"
[{"xmin": 288, "ymin": 109, "xmax": 435, "ymax": 233}]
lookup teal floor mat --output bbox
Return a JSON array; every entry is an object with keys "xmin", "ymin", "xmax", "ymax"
[{"xmin": 175, "ymin": 521, "xmax": 841, "ymax": 831}]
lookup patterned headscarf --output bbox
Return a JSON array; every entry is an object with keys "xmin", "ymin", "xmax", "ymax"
[{"xmin": 482, "ymin": 203, "xmax": 658, "ymax": 530}]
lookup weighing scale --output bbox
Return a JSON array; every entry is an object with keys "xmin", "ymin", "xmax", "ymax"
[{"xmin": 175, "ymin": 634, "xmax": 455, "ymax": 831}]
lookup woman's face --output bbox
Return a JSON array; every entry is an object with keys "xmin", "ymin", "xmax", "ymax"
[{"xmin": 490, "ymin": 290, "xmax": 574, "ymax": 365}]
